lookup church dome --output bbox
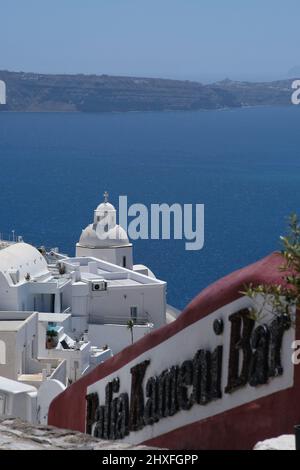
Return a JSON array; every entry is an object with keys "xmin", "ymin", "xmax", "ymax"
[
  {"xmin": 78, "ymin": 191, "xmax": 131, "ymax": 249},
  {"xmin": 79, "ymin": 224, "xmax": 130, "ymax": 248},
  {"xmin": 93, "ymin": 192, "xmax": 117, "ymax": 227},
  {"xmin": 95, "ymin": 202, "xmax": 116, "ymax": 213},
  {"xmin": 0, "ymin": 242, "xmax": 49, "ymax": 285}
]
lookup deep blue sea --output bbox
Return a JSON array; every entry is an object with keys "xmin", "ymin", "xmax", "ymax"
[{"xmin": 0, "ymin": 107, "xmax": 300, "ymax": 309}]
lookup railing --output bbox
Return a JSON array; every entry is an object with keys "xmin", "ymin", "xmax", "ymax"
[
  {"xmin": 88, "ymin": 314, "xmax": 151, "ymax": 326},
  {"xmin": 49, "ymin": 359, "xmax": 67, "ymax": 385},
  {"xmin": 62, "ymin": 306, "xmax": 71, "ymax": 314}
]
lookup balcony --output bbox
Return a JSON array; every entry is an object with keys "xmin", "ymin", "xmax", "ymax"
[{"xmin": 88, "ymin": 313, "xmax": 152, "ymax": 326}]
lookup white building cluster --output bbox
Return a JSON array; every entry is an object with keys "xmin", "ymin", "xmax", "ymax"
[{"xmin": 0, "ymin": 194, "xmax": 178, "ymax": 425}]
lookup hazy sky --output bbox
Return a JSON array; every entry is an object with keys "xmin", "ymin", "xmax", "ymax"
[{"xmin": 0, "ymin": 0, "xmax": 299, "ymax": 82}]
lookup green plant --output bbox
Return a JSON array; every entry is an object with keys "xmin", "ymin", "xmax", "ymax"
[
  {"xmin": 46, "ymin": 329, "xmax": 58, "ymax": 350},
  {"xmin": 127, "ymin": 319, "xmax": 135, "ymax": 345},
  {"xmin": 46, "ymin": 329, "xmax": 58, "ymax": 338},
  {"xmin": 242, "ymin": 213, "xmax": 300, "ymax": 324}
]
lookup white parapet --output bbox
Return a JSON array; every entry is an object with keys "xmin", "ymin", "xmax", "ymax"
[{"xmin": 254, "ymin": 435, "xmax": 295, "ymax": 450}]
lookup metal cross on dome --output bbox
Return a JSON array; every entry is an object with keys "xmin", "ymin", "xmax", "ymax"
[{"xmin": 103, "ymin": 191, "xmax": 109, "ymax": 203}]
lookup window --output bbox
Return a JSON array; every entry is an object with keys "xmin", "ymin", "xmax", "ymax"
[
  {"xmin": 123, "ymin": 256, "xmax": 127, "ymax": 268},
  {"xmin": 0, "ymin": 394, "xmax": 6, "ymax": 414},
  {"xmin": 0, "ymin": 340, "xmax": 6, "ymax": 364},
  {"xmin": 130, "ymin": 306, "xmax": 138, "ymax": 322},
  {"xmin": 22, "ymin": 348, "xmax": 26, "ymax": 374},
  {"xmin": 50, "ymin": 294, "xmax": 55, "ymax": 313}
]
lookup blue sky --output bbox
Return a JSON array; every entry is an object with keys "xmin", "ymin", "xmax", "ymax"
[{"xmin": 0, "ymin": 0, "xmax": 299, "ymax": 82}]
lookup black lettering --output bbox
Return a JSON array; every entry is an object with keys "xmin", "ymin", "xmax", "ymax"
[
  {"xmin": 129, "ymin": 360, "xmax": 150, "ymax": 431},
  {"xmin": 85, "ymin": 392, "xmax": 98, "ymax": 435},
  {"xmin": 269, "ymin": 314, "xmax": 291, "ymax": 378},
  {"xmin": 103, "ymin": 382, "xmax": 112, "ymax": 439},
  {"xmin": 157, "ymin": 366, "xmax": 179, "ymax": 418},
  {"xmin": 109, "ymin": 378, "xmax": 120, "ymax": 439},
  {"xmin": 210, "ymin": 345, "xmax": 223, "ymax": 399},
  {"xmin": 115, "ymin": 393, "xmax": 129, "ymax": 439},
  {"xmin": 192, "ymin": 349, "xmax": 211, "ymax": 405},
  {"xmin": 225, "ymin": 309, "xmax": 255, "ymax": 393},
  {"xmin": 249, "ymin": 325, "xmax": 270, "ymax": 386},
  {"xmin": 177, "ymin": 360, "xmax": 193, "ymax": 410},
  {"xmin": 93, "ymin": 405, "xmax": 105, "ymax": 438},
  {"xmin": 144, "ymin": 376, "xmax": 159, "ymax": 425}
]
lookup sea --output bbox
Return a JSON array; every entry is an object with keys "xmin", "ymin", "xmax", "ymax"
[{"xmin": 0, "ymin": 106, "xmax": 300, "ymax": 310}]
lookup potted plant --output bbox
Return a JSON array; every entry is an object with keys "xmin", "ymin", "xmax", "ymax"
[
  {"xmin": 46, "ymin": 329, "xmax": 58, "ymax": 349},
  {"xmin": 58, "ymin": 263, "xmax": 66, "ymax": 275}
]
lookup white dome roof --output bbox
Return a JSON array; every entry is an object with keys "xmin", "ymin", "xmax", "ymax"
[
  {"xmin": 95, "ymin": 202, "xmax": 116, "ymax": 213},
  {"xmin": 0, "ymin": 242, "xmax": 49, "ymax": 285},
  {"xmin": 78, "ymin": 192, "xmax": 131, "ymax": 249},
  {"xmin": 79, "ymin": 224, "xmax": 130, "ymax": 248}
]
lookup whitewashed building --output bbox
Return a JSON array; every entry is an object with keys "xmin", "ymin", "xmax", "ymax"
[
  {"xmin": 0, "ymin": 310, "xmax": 112, "ymax": 424},
  {"xmin": 0, "ymin": 195, "xmax": 171, "ymax": 352},
  {"xmin": 0, "ymin": 193, "xmax": 176, "ymax": 425},
  {"xmin": 0, "ymin": 311, "xmax": 65, "ymax": 424}
]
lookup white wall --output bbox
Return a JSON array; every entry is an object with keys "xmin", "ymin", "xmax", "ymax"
[
  {"xmin": 18, "ymin": 314, "xmax": 39, "ymax": 375},
  {"xmin": 42, "ymin": 343, "xmax": 91, "ymax": 384},
  {"xmin": 0, "ymin": 331, "xmax": 18, "ymax": 379},
  {"xmin": 71, "ymin": 283, "xmax": 89, "ymax": 317},
  {"xmin": 76, "ymin": 245, "xmax": 133, "ymax": 269},
  {"xmin": 0, "ymin": 313, "xmax": 38, "ymax": 380},
  {"xmin": 88, "ymin": 323, "xmax": 153, "ymax": 354},
  {"xmin": 37, "ymin": 379, "xmax": 66, "ymax": 425},
  {"xmin": 0, "ymin": 383, "xmax": 37, "ymax": 424},
  {"xmin": 0, "ymin": 340, "xmax": 5, "ymax": 364},
  {"xmin": 0, "ymin": 273, "xmax": 19, "ymax": 311},
  {"xmin": 87, "ymin": 296, "xmax": 296, "ymax": 445},
  {"xmin": 88, "ymin": 284, "xmax": 166, "ymax": 328}
]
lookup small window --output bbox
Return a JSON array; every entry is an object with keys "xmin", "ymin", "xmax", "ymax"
[
  {"xmin": 130, "ymin": 306, "xmax": 138, "ymax": 322},
  {"xmin": 0, "ymin": 341, "xmax": 6, "ymax": 364},
  {"xmin": 0, "ymin": 394, "xmax": 6, "ymax": 414},
  {"xmin": 123, "ymin": 256, "xmax": 126, "ymax": 268}
]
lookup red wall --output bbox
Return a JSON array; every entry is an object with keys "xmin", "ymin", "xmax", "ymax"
[{"xmin": 48, "ymin": 252, "xmax": 300, "ymax": 449}]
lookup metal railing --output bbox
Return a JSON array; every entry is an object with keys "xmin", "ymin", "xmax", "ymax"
[
  {"xmin": 62, "ymin": 306, "xmax": 71, "ymax": 314},
  {"xmin": 88, "ymin": 314, "xmax": 151, "ymax": 326}
]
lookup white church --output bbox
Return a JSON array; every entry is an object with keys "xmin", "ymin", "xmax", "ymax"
[{"xmin": 0, "ymin": 193, "xmax": 178, "ymax": 424}]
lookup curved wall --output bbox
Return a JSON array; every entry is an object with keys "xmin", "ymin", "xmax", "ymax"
[{"xmin": 48, "ymin": 252, "xmax": 300, "ymax": 449}]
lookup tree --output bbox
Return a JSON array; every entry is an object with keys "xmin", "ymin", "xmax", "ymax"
[
  {"xmin": 127, "ymin": 319, "xmax": 135, "ymax": 345},
  {"xmin": 243, "ymin": 213, "xmax": 300, "ymax": 324}
]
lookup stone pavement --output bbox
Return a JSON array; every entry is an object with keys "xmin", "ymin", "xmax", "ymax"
[{"xmin": 0, "ymin": 418, "xmax": 157, "ymax": 450}]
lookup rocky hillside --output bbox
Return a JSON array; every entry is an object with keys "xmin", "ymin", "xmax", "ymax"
[{"xmin": 0, "ymin": 70, "xmax": 296, "ymax": 112}]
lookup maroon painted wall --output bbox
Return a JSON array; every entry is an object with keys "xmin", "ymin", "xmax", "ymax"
[{"xmin": 48, "ymin": 252, "xmax": 300, "ymax": 449}]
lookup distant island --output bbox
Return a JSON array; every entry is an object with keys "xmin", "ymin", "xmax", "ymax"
[{"xmin": 0, "ymin": 70, "xmax": 296, "ymax": 112}]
